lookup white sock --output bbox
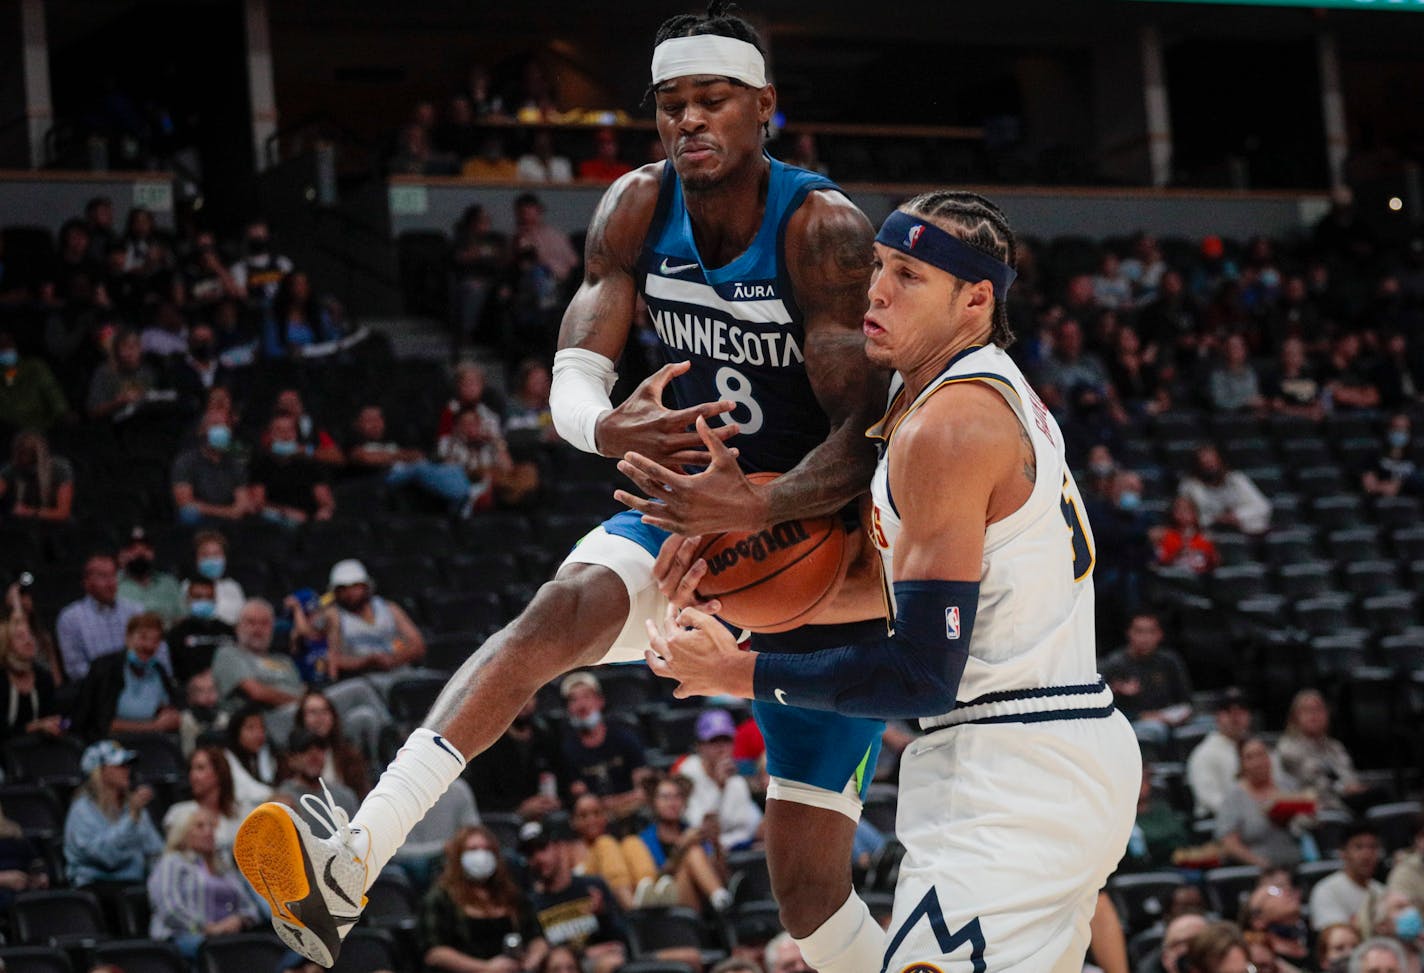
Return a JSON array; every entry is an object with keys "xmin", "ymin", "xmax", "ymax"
[
  {"xmin": 793, "ymin": 890, "xmax": 886, "ymax": 973},
  {"xmin": 350, "ymin": 727, "xmax": 466, "ymax": 889}
]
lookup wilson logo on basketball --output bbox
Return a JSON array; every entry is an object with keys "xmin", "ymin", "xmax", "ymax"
[{"xmin": 703, "ymin": 520, "xmax": 811, "ymax": 575}]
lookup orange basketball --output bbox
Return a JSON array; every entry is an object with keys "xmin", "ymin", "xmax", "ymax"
[{"xmin": 691, "ymin": 473, "xmax": 852, "ymax": 633}]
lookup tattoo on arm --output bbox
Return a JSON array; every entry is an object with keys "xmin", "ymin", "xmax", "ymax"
[
  {"xmin": 1020, "ymin": 422, "xmax": 1037, "ymax": 486},
  {"xmin": 766, "ymin": 194, "xmax": 887, "ymax": 523}
]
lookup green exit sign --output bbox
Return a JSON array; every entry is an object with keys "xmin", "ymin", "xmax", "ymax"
[{"xmin": 1131, "ymin": 0, "xmax": 1424, "ymax": 8}]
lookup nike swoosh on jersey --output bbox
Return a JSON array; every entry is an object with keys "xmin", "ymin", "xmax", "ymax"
[
  {"xmin": 774, "ymin": 688, "xmax": 789, "ymax": 705},
  {"xmin": 324, "ymin": 857, "xmax": 360, "ymax": 910},
  {"xmin": 660, "ymin": 258, "xmax": 700, "ymax": 275}
]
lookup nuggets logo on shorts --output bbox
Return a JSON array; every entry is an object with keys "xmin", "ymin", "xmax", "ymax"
[{"xmin": 901, "ymin": 964, "xmax": 944, "ymax": 973}]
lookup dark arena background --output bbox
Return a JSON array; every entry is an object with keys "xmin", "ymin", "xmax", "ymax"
[{"xmin": 1, "ymin": 1, "xmax": 1424, "ymax": 971}]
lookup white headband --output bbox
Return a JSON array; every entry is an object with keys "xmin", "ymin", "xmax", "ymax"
[{"xmin": 651, "ymin": 35, "xmax": 766, "ymax": 88}]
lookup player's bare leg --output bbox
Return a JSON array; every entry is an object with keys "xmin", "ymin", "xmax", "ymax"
[
  {"xmin": 235, "ymin": 564, "xmax": 633, "ymax": 965},
  {"xmin": 764, "ymin": 800, "xmax": 884, "ymax": 972}
]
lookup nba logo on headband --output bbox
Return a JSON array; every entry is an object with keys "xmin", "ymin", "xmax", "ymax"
[{"xmin": 906, "ymin": 224, "xmax": 925, "ymax": 249}]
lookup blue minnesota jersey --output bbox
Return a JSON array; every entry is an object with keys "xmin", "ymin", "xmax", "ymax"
[{"xmin": 637, "ymin": 156, "xmax": 837, "ymax": 475}]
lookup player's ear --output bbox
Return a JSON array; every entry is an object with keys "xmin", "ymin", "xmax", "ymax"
[
  {"xmin": 966, "ymin": 279, "xmax": 995, "ymax": 312},
  {"xmin": 756, "ymin": 84, "xmax": 776, "ymax": 126}
]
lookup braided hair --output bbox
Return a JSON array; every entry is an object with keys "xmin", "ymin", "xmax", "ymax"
[
  {"xmin": 900, "ymin": 190, "xmax": 1019, "ymax": 348},
  {"xmin": 653, "ymin": 1, "xmax": 766, "ymax": 59}
]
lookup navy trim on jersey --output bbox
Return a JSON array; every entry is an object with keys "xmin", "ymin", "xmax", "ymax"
[
  {"xmin": 955, "ymin": 704, "xmax": 1118, "ymax": 726},
  {"xmin": 956, "ymin": 678, "xmax": 1107, "ymax": 709}
]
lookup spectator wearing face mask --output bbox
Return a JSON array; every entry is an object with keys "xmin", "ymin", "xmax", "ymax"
[
  {"xmin": 117, "ymin": 527, "xmax": 185, "ymax": 626},
  {"xmin": 171, "ymin": 413, "xmax": 255, "ymax": 524},
  {"xmin": 228, "ymin": 221, "xmax": 293, "ymax": 308},
  {"xmin": 1365, "ymin": 892, "xmax": 1422, "ymax": 957},
  {"xmin": 167, "ymin": 324, "xmax": 232, "ymax": 415},
  {"xmin": 74, "ymin": 612, "xmax": 180, "ymax": 740},
  {"xmin": 179, "ymin": 671, "xmax": 227, "ymax": 757},
  {"xmin": 1362, "ymin": 414, "xmax": 1424, "ymax": 499},
  {"xmin": 1085, "ymin": 469, "xmax": 1152, "ymax": 631},
  {"xmin": 167, "ymin": 576, "xmax": 236, "ymax": 687},
  {"xmin": 556, "ymin": 671, "xmax": 648, "ymax": 821},
  {"xmin": 0, "ymin": 329, "xmax": 71, "ymax": 432},
  {"xmin": 250, "ymin": 412, "xmax": 335, "ymax": 524},
  {"xmin": 419, "ymin": 825, "xmax": 548, "ymax": 973},
  {"xmin": 187, "ymin": 531, "xmax": 245, "ymax": 626}
]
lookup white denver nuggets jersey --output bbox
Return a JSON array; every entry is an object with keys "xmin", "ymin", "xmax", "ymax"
[{"xmin": 866, "ymin": 343, "xmax": 1101, "ymax": 729}]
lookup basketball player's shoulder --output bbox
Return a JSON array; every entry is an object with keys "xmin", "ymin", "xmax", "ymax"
[
  {"xmin": 783, "ymin": 189, "xmax": 874, "ymax": 295},
  {"xmin": 895, "ymin": 382, "xmax": 1020, "ymax": 471},
  {"xmin": 585, "ymin": 162, "xmax": 667, "ymax": 270}
]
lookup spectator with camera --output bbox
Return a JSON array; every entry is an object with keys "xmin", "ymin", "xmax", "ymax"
[{"xmin": 63, "ymin": 739, "xmax": 164, "ymax": 890}]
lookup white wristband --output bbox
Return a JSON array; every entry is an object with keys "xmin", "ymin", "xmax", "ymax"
[{"xmin": 551, "ymin": 347, "xmax": 617, "ymax": 455}]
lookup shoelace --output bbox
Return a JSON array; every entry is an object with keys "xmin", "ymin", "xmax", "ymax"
[{"xmin": 299, "ymin": 778, "xmax": 353, "ymax": 845}]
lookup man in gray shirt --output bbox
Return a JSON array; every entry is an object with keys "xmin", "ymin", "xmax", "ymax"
[{"xmin": 171, "ymin": 412, "xmax": 254, "ymax": 524}]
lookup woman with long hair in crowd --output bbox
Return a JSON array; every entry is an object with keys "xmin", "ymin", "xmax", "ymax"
[
  {"xmin": 148, "ymin": 806, "xmax": 259, "ymax": 958},
  {"xmin": 0, "ymin": 585, "xmax": 59, "ymax": 741},
  {"xmin": 224, "ymin": 704, "xmax": 278, "ymax": 814},
  {"xmin": 0, "ymin": 430, "xmax": 74, "ymax": 522},
  {"xmin": 163, "ymin": 746, "xmax": 241, "ymax": 860},
  {"xmin": 636, "ymin": 773, "xmax": 731, "ymax": 912},
  {"xmin": 263, "ymin": 270, "xmax": 337, "ymax": 359},
  {"xmin": 1276, "ymin": 689, "xmax": 1369, "ymax": 813},
  {"xmin": 569, "ymin": 792, "xmax": 657, "ymax": 910},
  {"xmin": 293, "ymin": 689, "xmax": 372, "ymax": 798},
  {"xmin": 1181, "ymin": 921, "xmax": 1252, "ymax": 973},
  {"xmin": 1215, "ymin": 735, "xmax": 1306, "ymax": 869},
  {"xmin": 419, "ymin": 824, "xmax": 547, "ymax": 973}
]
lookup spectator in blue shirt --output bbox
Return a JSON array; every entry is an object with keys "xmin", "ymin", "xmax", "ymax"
[
  {"xmin": 74, "ymin": 612, "xmax": 181, "ymax": 740},
  {"xmin": 57, "ymin": 553, "xmax": 169, "ymax": 681},
  {"xmin": 63, "ymin": 739, "xmax": 164, "ymax": 889},
  {"xmin": 262, "ymin": 271, "xmax": 337, "ymax": 359}
]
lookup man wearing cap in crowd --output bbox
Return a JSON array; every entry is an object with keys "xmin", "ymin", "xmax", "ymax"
[
  {"xmin": 557, "ymin": 670, "xmax": 649, "ymax": 821},
  {"xmin": 522, "ymin": 818, "xmax": 630, "ymax": 973},
  {"xmin": 64, "ymin": 739, "xmax": 164, "ymax": 891},
  {"xmin": 1186, "ymin": 687, "xmax": 1259, "ymax": 818},
  {"xmin": 322, "ymin": 558, "xmax": 426, "ymax": 693},
  {"xmin": 675, "ymin": 708, "xmax": 764, "ymax": 852},
  {"xmin": 117, "ymin": 526, "xmax": 185, "ymax": 626}
]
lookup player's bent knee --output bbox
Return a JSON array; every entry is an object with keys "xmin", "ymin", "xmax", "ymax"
[{"xmin": 505, "ymin": 568, "xmax": 630, "ymax": 667}]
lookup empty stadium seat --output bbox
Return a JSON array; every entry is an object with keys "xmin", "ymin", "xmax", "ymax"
[
  {"xmin": 1366, "ymin": 802, "xmax": 1422, "ymax": 854},
  {"xmin": 1342, "ymin": 560, "xmax": 1402, "ymax": 598},
  {"xmin": 197, "ymin": 932, "xmax": 287, "ymax": 973},
  {"xmin": 0, "ymin": 946, "xmax": 74, "ymax": 973},
  {"xmin": 1204, "ymin": 865, "xmax": 1261, "ymax": 916},
  {"xmin": 93, "ymin": 939, "xmax": 187, "ymax": 973},
  {"xmin": 10, "ymin": 889, "xmax": 107, "ymax": 946}
]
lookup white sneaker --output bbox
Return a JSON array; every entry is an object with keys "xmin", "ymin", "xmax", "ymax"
[{"xmin": 234, "ymin": 781, "xmax": 370, "ymax": 967}]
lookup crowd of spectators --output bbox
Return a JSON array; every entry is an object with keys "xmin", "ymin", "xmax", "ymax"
[{"xmin": 5, "ymin": 176, "xmax": 1424, "ymax": 972}]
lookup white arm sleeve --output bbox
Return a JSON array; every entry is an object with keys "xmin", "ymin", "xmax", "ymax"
[{"xmin": 551, "ymin": 347, "xmax": 618, "ymax": 454}]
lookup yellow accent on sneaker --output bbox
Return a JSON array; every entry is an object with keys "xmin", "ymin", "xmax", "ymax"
[{"xmin": 234, "ymin": 803, "xmax": 309, "ymax": 927}]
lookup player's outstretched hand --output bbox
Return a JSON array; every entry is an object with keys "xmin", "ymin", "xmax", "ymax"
[
  {"xmin": 652, "ymin": 533, "xmax": 723, "ymax": 615},
  {"xmin": 616, "ymin": 416, "xmax": 766, "ymax": 535},
  {"xmin": 596, "ymin": 360, "xmax": 739, "ymax": 468},
  {"xmin": 645, "ymin": 604, "xmax": 754, "ymax": 700}
]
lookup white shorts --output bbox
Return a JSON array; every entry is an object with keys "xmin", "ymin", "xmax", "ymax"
[
  {"xmin": 882, "ymin": 709, "xmax": 1139, "ymax": 973},
  {"xmin": 559, "ymin": 525, "xmax": 669, "ymax": 665}
]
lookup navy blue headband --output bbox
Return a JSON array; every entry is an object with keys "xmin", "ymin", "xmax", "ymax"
[{"xmin": 876, "ymin": 210, "xmax": 1017, "ymax": 300}]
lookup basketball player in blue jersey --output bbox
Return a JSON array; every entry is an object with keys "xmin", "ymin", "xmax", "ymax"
[
  {"xmin": 643, "ymin": 192, "xmax": 1141, "ymax": 972},
  {"xmin": 232, "ymin": 6, "xmax": 894, "ymax": 970}
]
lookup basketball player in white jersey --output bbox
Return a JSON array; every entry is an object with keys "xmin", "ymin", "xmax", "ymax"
[{"xmin": 638, "ymin": 191, "xmax": 1141, "ymax": 972}]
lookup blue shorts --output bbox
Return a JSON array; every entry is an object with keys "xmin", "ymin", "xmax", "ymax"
[{"xmin": 597, "ymin": 511, "xmax": 886, "ymax": 800}]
